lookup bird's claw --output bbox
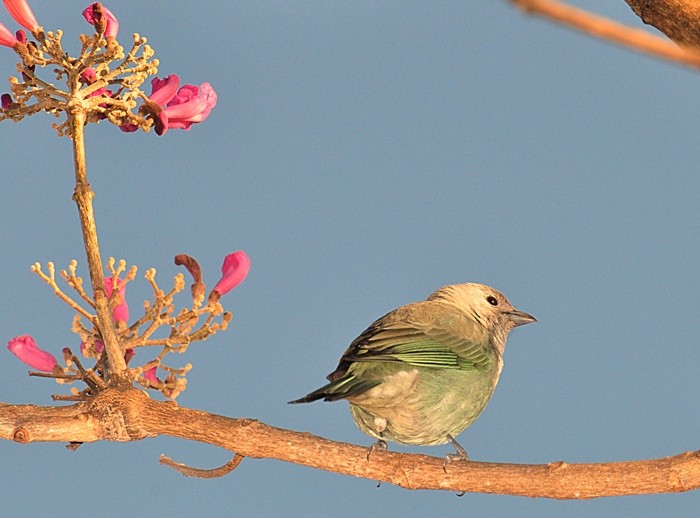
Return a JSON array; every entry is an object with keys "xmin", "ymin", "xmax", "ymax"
[
  {"xmin": 366, "ymin": 439, "xmax": 387, "ymax": 461},
  {"xmin": 443, "ymin": 434, "xmax": 469, "ymax": 472}
]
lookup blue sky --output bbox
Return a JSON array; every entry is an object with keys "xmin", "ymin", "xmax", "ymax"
[{"xmin": 2, "ymin": 1, "xmax": 700, "ymax": 516}]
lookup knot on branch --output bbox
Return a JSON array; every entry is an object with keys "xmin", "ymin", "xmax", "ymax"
[
  {"xmin": 12, "ymin": 427, "xmax": 30, "ymax": 444},
  {"xmin": 87, "ymin": 385, "xmax": 153, "ymax": 442}
]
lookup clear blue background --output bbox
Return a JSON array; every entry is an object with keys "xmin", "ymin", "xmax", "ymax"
[{"xmin": 2, "ymin": 1, "xmax": 699, "ymax": 516}]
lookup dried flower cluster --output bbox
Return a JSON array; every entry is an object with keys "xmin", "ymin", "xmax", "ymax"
[
  {"xmin": 0, "ymin": 1, "xmax": 216, "ymax": 136},
  {"xmin": 8, "ymin": 252, "xmax": 250, "ymax": 400}
]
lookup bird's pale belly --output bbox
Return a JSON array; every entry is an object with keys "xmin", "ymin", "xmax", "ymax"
[{"xmin": 347, "ymin": 365, "xmax": 498, "ymax": 446}]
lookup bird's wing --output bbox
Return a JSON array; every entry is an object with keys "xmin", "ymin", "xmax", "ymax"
[{"xmin": 327, "ymin": 301, "xmax": 494, "ymax": 381}]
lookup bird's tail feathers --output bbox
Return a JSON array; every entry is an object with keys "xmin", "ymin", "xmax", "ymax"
[{"xmin": 288, "ymin": 375, "xmax": 381, "ymax": 404}]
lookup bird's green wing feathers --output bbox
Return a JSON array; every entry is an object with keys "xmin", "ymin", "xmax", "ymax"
[{"xmin": 334, "ymin": 302, "xmax": 494, "ymax": 373}]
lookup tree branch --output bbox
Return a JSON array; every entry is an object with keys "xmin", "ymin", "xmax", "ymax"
[
  {"xmin": 1, "ymin": 387, "xmax": 698, "ymax": 498},
  {"xmin": 625, "ymin": 0, "xmax": 700, "ymax": 46},
  {"xmin": 509, "ymin": 0, "xmax": 700, "ymax": 69},
  {"xmin": 69, "ymin": 107, "xmax": 126, "ymax": 379}
]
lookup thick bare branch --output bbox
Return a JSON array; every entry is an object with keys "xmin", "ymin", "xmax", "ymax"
[
  {"xmin": 626, "ymin": 0, "xmax": 700, "ymax": 46},
  {"xmin": 1, "ymin": 388, "xmax": 699, "ymax": 499},
  {"xmin": 510, "ymin": 0, "xmax": 700, "ymax": 69}
]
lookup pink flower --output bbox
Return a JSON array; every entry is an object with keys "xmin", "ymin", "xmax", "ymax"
[
  {"xmin": 147, "ymin": 75, "xmax": 217, "ymax": 135},
  {"xmin": 3, "ymin": 0, "xmax": 39, "ymax": 32},
  {"xmin": 80, "ymin": 67, "xmax": 113, "ymax": 120},
  {"xmin": 7, "ymin": 335, "xmax": 58, "ymax": 372},
  {"xmin": 81, "ymin": 67, "xmax": 111, "ymax": 98},
  {"xmin": 124, "ymin": 348, "xmax": 135, "ymax": 364},
  {"xmin": 118, "ymin": 75, "xmax": 217, "ymax": 135},
  {"xmin": 82, "ymin": 3, "xmax": 119, "ymax": 38},
  {"xmin": 116, "ymin": 75, "xmax": 180, "ymax": 133},
  {"xmin": 0, "ymin": 22, "xmax": 19, "ymax": 47},
  {"xmin": 80, "ymin": 67, "xmax": 97, "ymax": 84},
  {"xmin": 143, "ymin": 366, "xmax": 160, "ymax": 384},
  {"xmin": 160, "ymin": 83, "xmax": 217, "ymax": 133},
  {"xmin": 105, "ymin": 276, "xmax": 129, "ymax": 324},
  {"xmin": 149, "ymin": 75, "xmax": 180, "ymax": 105},
  {"xmin": 213, "ymin": 251, "xmax": 250, "ymax": 296},
  {"xmin": 78, "ymin": 276, "xmax": 128, "ymax": 359},
  {"xmin": 119, "ymin": 122, "xmax": 138, "ymax": 132}
]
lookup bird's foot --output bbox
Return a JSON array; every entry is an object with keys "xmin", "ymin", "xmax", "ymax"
[
  {"xmin": 442, "ymin": 434, "xmax": 469, "ymax": 473},
  {"xmin": 366, "ymin": 439, "xmax": 387, "ymax": 461}
]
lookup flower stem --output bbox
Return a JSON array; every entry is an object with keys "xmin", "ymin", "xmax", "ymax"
[{"xmin": 68, "ymin": 107, "xmax": 127, "ymax": 379}]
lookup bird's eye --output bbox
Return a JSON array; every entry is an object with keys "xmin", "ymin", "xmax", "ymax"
[{"xmin": 486, "ymin": 296, "xmax": 498, "ymax": 306}]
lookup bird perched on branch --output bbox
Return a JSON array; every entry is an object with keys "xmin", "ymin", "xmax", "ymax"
[{"xmin": 289, "ymin": 283, "xmax": 536, "ymax": 459}]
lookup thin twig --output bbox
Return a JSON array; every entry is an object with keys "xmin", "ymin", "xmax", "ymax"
[
  {"xmin": 60, "ymin": 261, "xmax": 95, "ymax": 307},
  {"xmin": 69, "ymin": 353, "xmax": 105, "ymax": 392},
  {"xmin": 29, "ymin": 371, "xmax": 81, "ymax": 381},
  {"xmin": 32, "ymin": 262, "xmax": 95, "ymax": 321},
  {"xmin": 159, "ymin": 454, "xmax": 245, "ymax": 478},
  {"xmin": 52, "ymin": 394, "xmax": 91, "ymax": 402}
]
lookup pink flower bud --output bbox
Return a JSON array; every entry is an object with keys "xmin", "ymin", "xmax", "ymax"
[
  {"xmin": 105, "ymin": 276, "xmax": 129, "ymax": 324},
  {"xmin": 7, "ymin": 335, "xmax": 58, "ymax": 372},
  {"xmin": 143, "ymin": 366, "xmax": 161, "ymax": 384},
  {"xmin": 0, "ymin": 21, "xmax": 19, "ymax": 47},
  {"xmin": 119, "ymin": 122, "xmax": 138, "ymax": 132},
  {"xmin": 2, "ymin": 0, "xmax": 39, "ymax": 32},
  {"xmin": 82, "ymin": 3, "xmax": 119, "ymax": 38},
  {"xmin": 124, "ymin": 348, "xmax": 135, "ymax": 364},
  {"xmin": 213, "ymin": 251, "xmax": 250, "ymax": 296},
  {"xmin": 80, "ymin": 67, "xmax": 97, "ymax": 84},
  {"xmin": 174, "ymin": 254, "xmax": 202, "ymax": 284}
]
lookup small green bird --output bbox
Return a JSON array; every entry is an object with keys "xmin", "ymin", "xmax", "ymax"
[{"xmin": 289, "ymin": 283, "xmax": 536, "ymax": 457}]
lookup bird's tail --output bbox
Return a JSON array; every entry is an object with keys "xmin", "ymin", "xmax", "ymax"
[{"xmin": 288, "ymin": 375, "xmax": 381, "ymax": 404}]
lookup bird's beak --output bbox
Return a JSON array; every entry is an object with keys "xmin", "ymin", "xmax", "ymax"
[{"xmin": 505, "ymin": 309, "xmax": 537, "ymax": 327}]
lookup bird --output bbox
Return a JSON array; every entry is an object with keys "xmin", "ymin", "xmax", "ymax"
[{"xmin": 289, "ymin": 283, "xmax": 536, "ymax": 459}]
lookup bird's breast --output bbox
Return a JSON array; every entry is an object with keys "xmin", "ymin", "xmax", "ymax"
[{"xmin": 347, "ymin": 363, "xmax": 502, "ymax": 446}]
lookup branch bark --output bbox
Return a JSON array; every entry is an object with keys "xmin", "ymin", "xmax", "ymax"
[
  {"xmin": 625, "ymin": 0, "xmax": 700, "ymax": 46},
  {"xmin": 1, "ymin": 387, "xmax": 698, "ymax": 499}
]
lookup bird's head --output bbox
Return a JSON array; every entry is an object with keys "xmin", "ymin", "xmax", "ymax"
[{"xmin": 428, "ymin": 283, "xmax": 536, "ymax": 342}]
